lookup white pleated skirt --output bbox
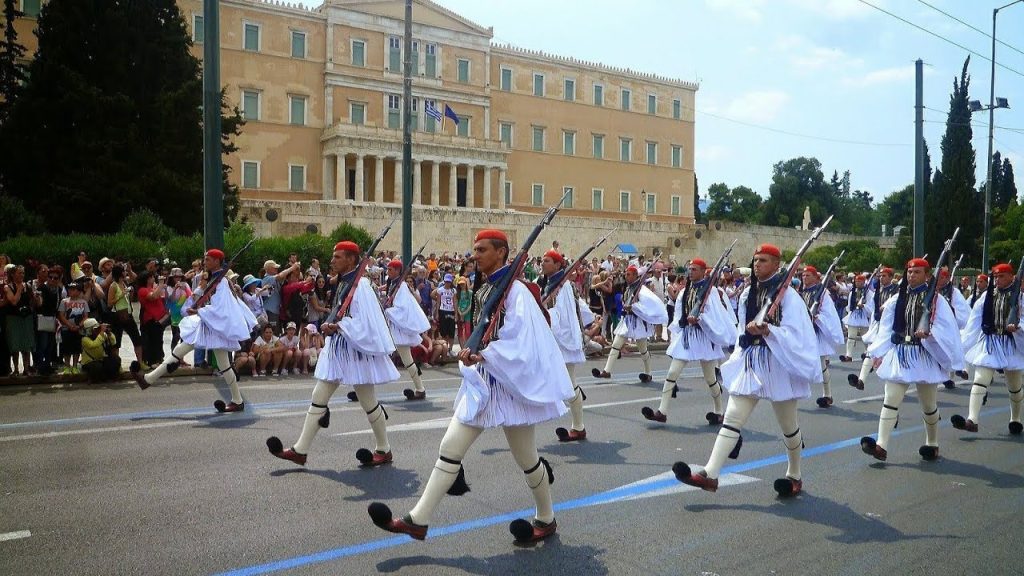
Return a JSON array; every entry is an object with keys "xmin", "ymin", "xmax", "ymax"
[
  {"xmin": 875, "ymin": 343, "xmax": 946, "ymax": 384},
  {"xmin": 179, "ymin": 315, "xmax": 241, "ymax": 351},
  {"xmin": 455, "ymin": 365, "xmax": 567, "ymax": 428},
  {"xmin": 964, "ymin": 334, "xmax": 1024, "ymax": 371},
  {"xmin": 721, "ymin": 344, "xmax": 811, "ymax": 402},
  {"xmin": 313, "ymin": 334, "xmax": 400, "ymax": 386},
  {"xmin": 389, "ymin": 322, "xmax": 423, "ymax": 347},
  {"xmin": 559, "ymin": 345, "xmax": 586, "ymax": 365}
]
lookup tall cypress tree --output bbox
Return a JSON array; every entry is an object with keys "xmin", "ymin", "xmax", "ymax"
[
  {"xmin": 927, "ymin": 57, "xmax": 978, "ymax": 261},
  {"xmin": 0, "ymin": 0, "xmax": 242, "ymax": 233},
  {"xmin": 692, "ymin": 173, "xmax": 702, "ymax": 222},
  {"xmin": 1002, "ymin": 157, "xmax": 1018, "ymax": 206},
  {"xmin": 0, "ymin": 0, "xmax": 27, "ymax": 125}
]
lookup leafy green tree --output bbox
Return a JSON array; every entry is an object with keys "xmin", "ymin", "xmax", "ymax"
[
  {"xmin": 763, "ymin": 157, "xmax": 828, "ymax": 229},
  {"xmin": 0, "ymin": 0, "xmax": 27, "ymax": 125},
  {"xmin": 0, "ymin": 0, "xmax": 242, "ymax": 234},
  {"xmin": 877, "ymin": 184, "xmax": 913, "ymax": 233},
  {"xmin": 706, "ymin": 182, "xmax": 762, "ymax": 223}
]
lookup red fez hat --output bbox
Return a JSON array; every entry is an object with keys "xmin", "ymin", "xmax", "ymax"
[
  {"xmin": 543, "ymin": 249, "xmax": 564, "ymax": 264},
  {"xmin": 205, "ymin": 248, "xmax": 225, "ymax": 260},
  {"xmin": 803, "ymin": 265, "xmax": 819, "ymax": 275},
  {"xmin": 755, "ymin": 244, "xmax": 781, "ymax": 258},
  {"xmin": 938, "ymin": 267, "xmax": 950, "ymax": 278},
  {"xmin": 387, "ymin": 259, "xmax": 403, "ymax": 269},
  {"xmin": 881, "ymin": 267, "xmax": 894, "ymax": 275},
  {"xmin": 906, "ymin": 257, "xmax": 930, "ymax": 270},
  {"xmin": 691, "ymin": 258, "xmax": 708, "ymax": 268},
  {"xmin": 856, "ymin": 273, "xmax": 868, "ymax": 281},
  {"xmin": 978, "ymin": 273, "xmax": 989, "ymax": 281},
  {"xmin": 991, "ymin": 263, "xmax": 1014, "ymax": 275},
  {"xmin": 626, "ymin": 265, "xmax": 639, "ymax": 274},
  {"xmin": 334, "ymin": 241, "xmax": 360, "ymax": 253},
  {"xmin": 475, "ymin": 229, "xmax": 508, "ymax": 243}
]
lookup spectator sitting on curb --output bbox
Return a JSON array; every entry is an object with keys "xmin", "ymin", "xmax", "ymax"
[{"xmin": 81, "ymin": 319, "xmax": 120, "ymax": 383}]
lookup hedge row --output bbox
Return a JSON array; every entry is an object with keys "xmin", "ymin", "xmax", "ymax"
[{"xmin": 0, "ymin": 221, "xmax": 373, "ymax": 280}]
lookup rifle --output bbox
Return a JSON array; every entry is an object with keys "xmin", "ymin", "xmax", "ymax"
[
  {"xmin": 465, "ymin": 189, "xmax": 570, "ymax": 353},
  {"xmin": 189, "ymin": 237, "xmax": 256, "ymax": 311},
  {"xmin": 753, "ymin": 215, "xmax": 834, "ymax": 327},
  {"xmin": 542, "ymin": 228, "xmax": 616, "ymax": 308},
  {"xmin": 687, "ymin": 239, "xmax": 738, "ymax": 320},
  {"xmin": 383, "ymin": 241, "xmax": 428, "ymax": 308},
  {"xmin": 625, "ymin": 253, "xmax": 663, "ymax": 309},
  {"xmin": 857, "ymin": 262, "xmax": 883, "ymax": 308},
  {"xmin": 809, "ymin": 249, "xmax": 845, "ymax": 319},
  {"xmin": 324, "ymin": 214, "xmax": 399, "ymax": 325},
  {"xmin": 915, "ymin": 227, "xmax": 960, "ymax": 333},
  {"xmin": 1005, "ymin": 254, "xmax": 1024, "ymax": 329},
  {"xmin": 944, "ymin": 253, "xmax": 965, "ymax": 300}
]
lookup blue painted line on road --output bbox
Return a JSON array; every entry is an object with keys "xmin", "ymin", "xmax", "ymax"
[{"xmin": 214, "ymin": 405, "xmax": 1012, "ymax": 576}]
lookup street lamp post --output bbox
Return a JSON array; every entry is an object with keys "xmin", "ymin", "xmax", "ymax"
[{"xmin": 978, "ymin": 0, "xmax": 1022, "ymax": 271}]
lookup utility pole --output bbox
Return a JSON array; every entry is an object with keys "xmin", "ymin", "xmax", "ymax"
[
  {"xmin": 913, "ymin": 58, "xmax": 924, "ymax": 257},
  {"xmin": 401, "ymin": 0, "xmax": 413, "ymax": 264},
  {"xmin": 202, "ymin": 0, "xmax": 224, "ymax": 250}
]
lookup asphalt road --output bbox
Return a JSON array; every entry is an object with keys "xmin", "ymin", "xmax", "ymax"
[{"xmin": 1, "ymin": 353, "xmax": 1022, "ymax": 576}]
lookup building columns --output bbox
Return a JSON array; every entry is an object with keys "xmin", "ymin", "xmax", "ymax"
[
  {"xmin": 466, "ymin": 164, "xmax": 475, "ymax": 209},
  {"xmin": 374, "ymin": 156, "xmax": 383, "ymax": 203},
  {"xmin": 336, "ymin": 154, "xmax": 346, "ymax": 203},
  {"xmin": 322, "ymin": 156, "xmax": 334, "ymax": 200},
  {"xmin": 430, "ymin": 161, "xmax": 440, "ymax": 207},
  {"xmin": 449, "ymin": 163, "xmax": 458, "ymax": 208},
  {"xmin": 498, "ymin": 167, "xmax": 507, "ymax": 209},
  {"xmin": 482, "ymin": 166, "xmax": 492, "ymax": 210},
  {"xmin": 394, "ymin": 158, "xmax": 403, "ymax": 203},
  {"xmin": 412, "ymin": 160, "xmax": 421, "ymax": 205},
  {"xmin": 354, "ymin": 153, "xmax": 365, "ymax": 202}
]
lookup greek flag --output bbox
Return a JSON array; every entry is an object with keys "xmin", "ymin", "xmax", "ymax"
[{"xmin": 425, "ymin": 101, "xmax": 442, "ymax": 122}]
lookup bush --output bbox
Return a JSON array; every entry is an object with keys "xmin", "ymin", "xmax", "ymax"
[
  {"xmin": 804, "ymin": 240, "xmax": 884, "ymax": 274},
  {"xmin": 329, "ymin": 222, "xmax": 373, "ymax": 251},
  {"xmin": 0, "ymin": 233, "xmax": 161, "ymax": 269},
  {"xmin": 0, "ymin": 196, "xmax": 45, "ymax": 240},
  {"xmin": 120, "ymin": 208, "xmax": 176, "ymax": 243}
]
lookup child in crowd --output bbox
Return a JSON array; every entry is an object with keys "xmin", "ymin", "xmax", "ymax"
[
  {"xmin": 278, "ymin": 321, "xmax": 301, "ymax": 375},
  {"xmin": 298, "ymin": 323, "xmax": 323, "ymax": 375},
  {"xmin": 233, "ymin": 330, "xmax": 257, "ymax": 377},
  {"xmin": 252, "ymin": 324, "xmax": 282, "ymax": 376},
  {"xmin": 57, "ymin": 281, "xmax": 90, "ymax": 374}
]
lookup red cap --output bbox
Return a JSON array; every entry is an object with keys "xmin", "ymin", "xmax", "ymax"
[
  {"xmin": 334, "ymin": 241, "xmax": 360, "ymax": 254},
  {"xmin": 475, "ymin": 229, "xmax": 508, "ymax": 243},
  {"xmin": 881, "ymin": 267, "xmax": 894, "ymax": 275},
  {"xmin": 543, "ymin": 249, "xmax": 564, "ymax": 264},
  {"xmin": 803, "ymin": 265, "xmax": 819, "ymax": 275},
  {"xmin": 992, "ymin": 263, "xmax": 1014, "ymax": 275},
  {"xmin": 626, "ymin": 265, "xmax": 639, "ymax": 274},
  {"xmin": 938, "ymin": 267, "xmax": 950, "ymax": 278},
  {"xmin": 387, "ymin": 259, "xmax": 403, "ymax": 270},
  {"xmin": 755, "ymin": 244, "xmax": 781, "ymax": 258},
  {"xmin": 906, "ymin": 258, "xmax": 930, "ymax": 270},
  {"xmin": 690, "ymin": 258, "xmax": 708, "ymax": 269},
  {"xmin": 205, "ymin": 249, "xmax": 225, "ymax": 261},
  {"xmin": 856, "ymin": 273, "xmax": 868, "ymax": 281},
  {"xmin": 978, "ymin": 273, "xmax": 989, "ymax": 281}
]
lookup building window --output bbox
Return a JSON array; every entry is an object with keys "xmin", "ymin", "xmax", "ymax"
[
  {"xmin": 242, "ymin": 161, "xmax": 259, "ymax": 188},
  {"xmin": 350, "ymin": 102, "xmax": 365, "ymax": 126},
  {"xmin": 647, "ymin": 141, "xmax": 657, "ymax": 165},
  {"xmin": 671, "ymin": 195, "xmax": 681, "ymax": 216},
  {"xmin": 410, "ymin": 97, "xmax": 418, "ymax": 131},
  {"xmin": 620, "ymin": 190, "xmax": 631, "ymax": 212},
  {"xmin": 562, "ymin": 186, "xmax": 574, "ymax": 208},
  {"xmin": 647, "ymin": 93, "xmax": 657, "ymax": 115},
  {"xmin": 499, "ymin": 122, "xmax": 513, "ymax": 146},
  {"xmin": 350, "ymin": 39, "xmax": 365, "ymax": 66},
  {"xmin": 424, "ymin": 99, "xmax": 437, "ymax": 133},
  {"xmin": 21, "ymin": 0, "xmax": 41, "ymax": 17},
  {"xmin": 621, "ymin": 88, "xmax": 631, "ymax": 111},
  {"xmin": 387, "ymin": 94, "xmax": 401, "ymax": 129},
  {"xmin": 289, "ymin": 95, "xmax": 306, "ymax": 126},
  {"xmin": 388, "ymin": 37, "xmax": 401, "ymax": 71},
  {"xmin": 411, "ymin": 41, "xmax": 419, "ymax": 76},
  {"xmin": 673, "ymin": 98, "xmax": 682, "ymax": 119},
  {"xmin": 532, "ymin": 184, "xmax": 544, "ymax": 206},
  {"xmin": 192, "ymin": 14, "xmax": 204, "ymax": 43},
  {"xmin": 563, "ymin": 131, "xmax": 575, "ymax": 155},
  {"xmin": 500, "ymin": 67, "xmax": 512, "ymax": 91},
  {"xmin": 620, "ymin": 138, "xmax": 631, "ymax": 162},
  {"xmin": 289, "ymin": 165, "xmax": 306, "ymax": 192},
  {"xmin": 291, "ymin": 31, "xmax": 306, "ymax": 59},
  {"xmin": 457, "ymin": 117, "xmax": 470, "ymax": 137},
  {"xmin": 504, "ymin": 181, "xmax": 512, "ymax": 206},
  {"xmin": 533, "ymin": 73, "xmax": 544, "ymax": 97},
  {"xmin": 592, "ymin": 134, "xmax": 604, "ymax": 159},
  {"xmin": 241, "ymin": 90, "xmax": 260, "ymax": 121},
  {"xmin": 672, "ymin": 145, "xmax": 682, "ymax": 168},
  {"xmin": 564, "ymin": 78, "xmax": 575, "ymax": 101},
  {"xmin": 457, "ymin": 59, "xmax": 470, "ymax": 83},
  {"xmin": 425, "ymin": 43, "xmax": 437, "ymax": 77},
  {"xmin": 532, "ymin": 126, "xmax": 545, "ymax": 152},
  {"xmin": 243, "ymin": 22, "xmax": 260, "ymax": 52},
  {"xmin": 593, "ymin": 84, "xmax": 603, "ymax": 106},
  {"xmin": 645, "ymin": 192, "xmax": 656, "ymax": 214},
  {"xmin": 592, "ymin": 188, "xmax": 603, "ymax": 211}
]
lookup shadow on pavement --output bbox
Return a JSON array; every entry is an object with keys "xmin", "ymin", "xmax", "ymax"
[
  {"xmin": 375, "ymin": 537, "xmax": 609, "ymax": 575},
  {"xmin": 885, "ymin": 457, "xmax": 1024, "ymax": 489},
  {"xmin": 540, "ymin": 439, "xmax": 632, "ymax": 466},
  {"xmin": 685, "ymin": 493, "xmax": 957, "ymax": 545},
  {"xmin": 270, "ymin": 465, "xmax": 421, "ymax": 501}
]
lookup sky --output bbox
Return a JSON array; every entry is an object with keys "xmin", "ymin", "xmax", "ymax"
[{"xmin": 298, "ymin": 0, "xmax": 1024, "ymax": 207}]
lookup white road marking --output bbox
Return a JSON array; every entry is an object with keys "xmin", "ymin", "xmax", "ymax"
[
  {"xmin": 0, "ymin": 530, "xmax": 31, "ymax": 542},
  {"xmin": 600, "ymin": 467, "xmax": 760, "ymax": 504}
]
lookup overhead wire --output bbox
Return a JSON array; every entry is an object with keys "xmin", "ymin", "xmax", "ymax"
[{"xmin": 914, "ymin": 0, "xmax": 1024, "ymax": 59}]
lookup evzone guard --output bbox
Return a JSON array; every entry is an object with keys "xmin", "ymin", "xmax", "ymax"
[
  {"xmin": 673, "ymin": 242, "xmax": 821, "ymax": 497},
  {"xmin": 937, "ymin": 265, "xmax": 971, "ymax": 388},
  {"xmin": 798, "ymin": 265, "xmax": 845, "ymax": 408},
  {"xmin": 131, "ymin": 248, "xmax": 258, "ymax": 413},
  {"xmin": 641, "ymin": 256, "xmax": 734, "ymax": 425},
  {"xmin": 379, "ymin": 257, "xmax": 432, "ymax": 401},
  {"xmin": 540, "ymin": 249, "xmax": 589, "ymax": 442},
  {"xmin": 951, "ymin": 261, "xmax": 1024, "ymax": 436},
  {"xmin": 860, "ymin": 256, "xmax": 964, "ymax": 462},
  {"xmin": 266, "ymin": 240, "xmax": 400, "ymax": 468},
  {"xmin": 592, "ymin": 263, "xmax": 668, "ymax": 382},
  {"xmin": 851, "ymin": 267, "xmax": 898, "ymax": 391},
  {"xmin": 369, "ymin": 226, "xmax": 574, "ymax": 544}
]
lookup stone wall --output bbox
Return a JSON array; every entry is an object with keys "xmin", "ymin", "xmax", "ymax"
[{"xmin": 240, "ymin": 199, "xmax": 895, "ymax": 262}]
